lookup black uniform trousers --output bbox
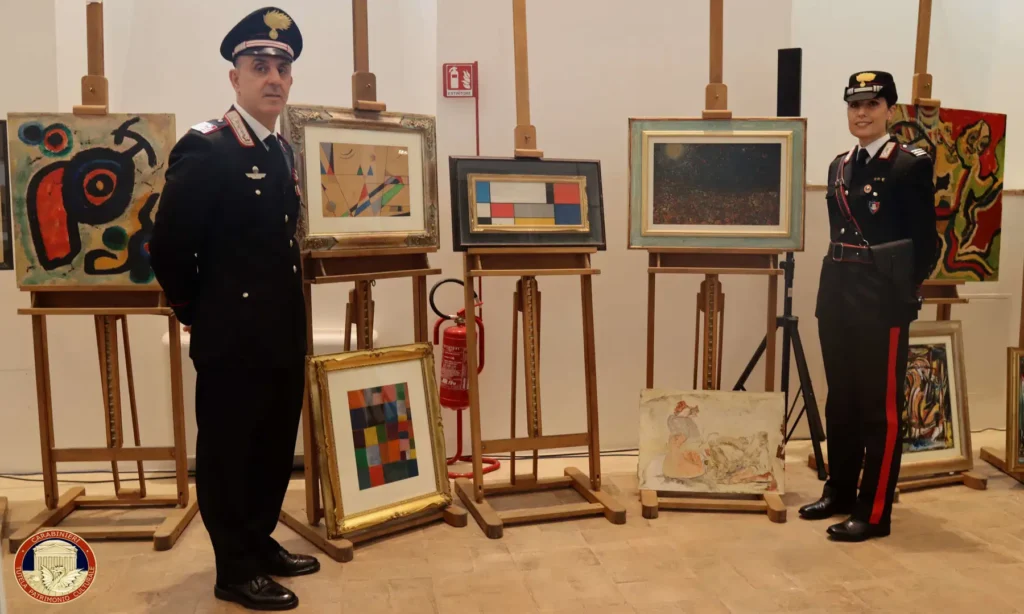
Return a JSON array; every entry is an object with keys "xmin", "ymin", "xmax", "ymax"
[
  {"xmin": 818, "ymin": 314, "xmax": 910, "ymax": 527},
  {"xmin": 194, "ymin": 360, "xmax": 305, "ymax": 585}
]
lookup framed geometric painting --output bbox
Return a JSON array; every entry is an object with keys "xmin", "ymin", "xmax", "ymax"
[
  {"xmin": 1005, "ymin": 347, "xmax": 1024, "ymax": 473},
  {"xmin": 637, "ymin": 389, "xmax": 786, "ymax": 495},
  {"xmin": 627, "ymin": 117, "xmax": 807, "ymax": 252},
  {"xmin": 281, "ymin": 104, "xmax": 439, "ymax": 253},
  {"xmin": 900, "ymin": 320, "xmax": 973, "ymax": 479},
  {"xmin": 448, "ymin": 156, "xmax": 606, "ymax": 251},
  {"xmin": 307, "ymin": 343, "xmax": 451, "ymax": 538},
  {"xmin": 0, "ymin": 120, "xmax": 12, "ymax": 270},
  {"xmin": 6, "ymin": 113, "xmax": 175, "ymax": 288},
  {"xmin": 888, "ymin": 105, "xmax": 1006, "ymax": 282}
]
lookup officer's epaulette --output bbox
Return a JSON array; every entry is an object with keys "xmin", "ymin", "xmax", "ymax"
[
  {"xmin": 900, "ymin": 143, "xmax": 930, "ymax": 158},
  {"xmin": 190, "ymin": 119, "xmax": 227, "ymax": 135}
]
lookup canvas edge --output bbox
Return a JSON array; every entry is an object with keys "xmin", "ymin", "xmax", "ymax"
[{"xmin": 1007, "ymin": 347, "xmax": 1024, "ymax": 473}]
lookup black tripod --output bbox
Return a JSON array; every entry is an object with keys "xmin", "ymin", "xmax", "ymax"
[{"xmin": 733, "ymin": 252, "xmax": 827, "ymax": 480}]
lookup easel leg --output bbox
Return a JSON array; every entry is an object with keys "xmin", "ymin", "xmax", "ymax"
[
  {"xmin": 646, "ymin": 272, "xmax": 656, "ymax": 388},
  {"xmin": 509, "ymin": 284, "xmax": 520, "ymax": 483},
  {"xmin": 120, "ymin": 317, "xmax": 147, "ymax": 498},
  {"xmin": 167, "ymin": 316, "xmax": 190, "ymax": 506},
  {"xmin": 32, "ymin": 315, "xmax": 58, "ymax": 509},
  {"xmin": 980, "ymin": 447, "xmax": 1024, "ymax": 485},
  {"xmin": 95, "ymin": 315, "xmax": 124, "ymax": 495},
  {"xmin": 765, "ymin": 275, "xmax": 778, "ymax": 392},
  {"xmin": 581, "ymin": 275, "xmax": 601, "ymax": 490},
  {"xmin": 302, "ymin": 284, "xmax": 320, "ymax": 524},
  {"xmin": 464, "ymin": 255, "xmax": 485, "ymax": 502}
]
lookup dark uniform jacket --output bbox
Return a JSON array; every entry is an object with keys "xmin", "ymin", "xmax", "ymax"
[
  {"xmin": 149, "ymin": 107, "xmax": 307, "ymax": 368},
  {"xmin": 815, "ymin": 137, "xmax": 939, "ymax": 328}
]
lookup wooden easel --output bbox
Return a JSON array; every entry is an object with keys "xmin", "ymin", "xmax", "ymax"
[
  {"xmin": 8, "ymin": 1, "xmax": 198, "ymax": 553},
  {"xmin": 911, "ymin": 0, "xmax": 969, "ymax": 319},
  {"xmin": 453, "ymin": 0, "xmax": 626, "ymax": 539},
  {"xmin": 806, "ymin": 0, "xmax": 986, "ymax": 494},
  {"xmin": 276, "ymin": 0, "xmax": 465, "ymax": 562},
  {"xmin": 639, "ymin": 0, "xmax": 786, "ymax": 524}
]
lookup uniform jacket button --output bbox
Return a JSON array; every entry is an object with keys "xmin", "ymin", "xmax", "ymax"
[
  {"xmin": 293, "ymin": 265, "xmax": 298, "ymax": 273},
  {"xmin": 284, "ymin": 214, "xmax": 289, "ymax": 223},
  {"xmin": 289, "ymin": 239, "xmax": 294, "ymax": 247},
  {"xmin": 256, "ymin": 189, "xmax": 261, "ymax": 196},
  {"xmin": 242, "ymin": 292, "xmax": 249, "ymax": 298},
  {"xmin": 840, "ymin": 228, "xmax": 845, "ymax": 234}
]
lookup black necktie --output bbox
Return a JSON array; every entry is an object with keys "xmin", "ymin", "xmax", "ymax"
[
  {"xmin": 265, "ymin": 135, "xmax": 290, "ymax": 173},
  {"xmin": 856, "ymin": 147, "xmax": 870, "ymax": 169}
]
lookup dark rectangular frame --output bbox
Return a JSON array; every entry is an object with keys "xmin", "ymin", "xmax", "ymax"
[{"xmin": 449, "ymin": 156, "xmax": 606, "ymax": 251}]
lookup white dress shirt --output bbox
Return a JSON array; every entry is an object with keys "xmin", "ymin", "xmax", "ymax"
[
  {"xmin": 233, "ymin": 103, "xmax": 275, "ymax": 150},
  {"xmin": 856, "ymin": 132, "xmax": 891, "ymax": 163}
]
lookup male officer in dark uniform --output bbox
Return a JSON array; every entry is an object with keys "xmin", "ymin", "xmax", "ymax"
[
  {"xmin": 149, "ymin": 6, "xmax": 318, "ymax": 610},
  {"xmin": 800, "ymin": 71, "xmax": 939, "ymax": 542}
]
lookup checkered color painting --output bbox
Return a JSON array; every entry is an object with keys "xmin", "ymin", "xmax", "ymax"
[
  {"xmin": 347, "ymin": 382, "xmax": 418, "ymax": 490},
  {"xmin": 470, "ymin": 175, "xmax": 587, "ymax": 230}
]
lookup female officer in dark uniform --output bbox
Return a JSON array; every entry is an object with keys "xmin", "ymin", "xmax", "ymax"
[{"xmin": 799, "ymin": 71, "xmax": 939, "ymax": 542}]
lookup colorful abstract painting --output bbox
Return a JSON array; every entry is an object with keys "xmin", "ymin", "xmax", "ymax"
[
  {"xmin": 652, "ymin": 143, "xmax": 782, "ymax": 227},
  {"xmin": 6, "ymin": 113, "xmax": 175, "ymax": 288},
  {"xmin": 470, "ymin": 175, "xmax": 586, "ymax": 230},
  {"xmin": 637, "ymin": 389, "xmax": 785, "ymax": 495},
  {"xmin": 628, "ymin": 117, "xmax": 806, "ymax": 251},
  {"xmin": 903, "ymin": 343, "xmax": 956, "ymax": 453},
  {"xmin": 897, "ymin": 321, "xmax": 973, "ymax": 478},
  {"xmin": 0, "ymin": 120, "xmax": 12, "ymax": 270},
  {"xmin": 319, "ymin": 143, "xmax": 410, "ymax": 218},
  {"xmin": 449, "ymin": 157, "xmax": 606, "ymax": 251},
  {"xmin": 888, "ymin": 105, "xmax": 1006, "ymax": 281},
  {"xmin": 347, "ymin": 382, "xmax": 418, "ymax": 490}
]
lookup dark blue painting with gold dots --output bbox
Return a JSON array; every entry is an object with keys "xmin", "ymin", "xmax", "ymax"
[{"xmin": 7, "ymin": 113, "xmax": 175, "ymax": 288}]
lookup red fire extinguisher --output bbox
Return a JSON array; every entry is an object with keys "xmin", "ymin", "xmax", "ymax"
[{"xmin": 430, "ymin": 279, "xmax": 500, "ymax": 478}]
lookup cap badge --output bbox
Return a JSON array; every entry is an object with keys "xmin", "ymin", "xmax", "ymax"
[
  {"xmin": 855, "ymin": 72, "xmax": 876, "ymax": 86},
  {"xmin": 863, "ymin": 184, "xmax": 872, "ymax": 194},
  {"xmin": 264, "ymin": 9, "xmax": 292, "ymax": 40}
]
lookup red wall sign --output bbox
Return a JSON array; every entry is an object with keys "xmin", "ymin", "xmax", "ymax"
[{"xmin": 443, "ymin": 63, "xmax": 476, "ymax": 98}]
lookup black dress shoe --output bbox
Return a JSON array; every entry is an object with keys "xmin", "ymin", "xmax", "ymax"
[
  {"xmin": 798, "ymin": 496, "xmax": 854, "ymax": 520},
  {"xmin": 827, "ymin": 517, "xmax": 890, "ymax": 542},
  {"xmin": 214, "ymin": 575, "xmax": 298, "ymax": 611},
  {"xmin": 265, "ymin": 548, "xmax": 321, "ymax": 577}
]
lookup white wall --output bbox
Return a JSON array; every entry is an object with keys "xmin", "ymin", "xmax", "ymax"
[{"xmin": 1, "ymin": 0, "xmax": 1022, "ymax": 473}]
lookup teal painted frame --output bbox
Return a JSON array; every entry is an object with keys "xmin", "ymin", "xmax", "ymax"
[{"xmin": 627, "ymin": 117, "xmax": 807, "ymax": 252}]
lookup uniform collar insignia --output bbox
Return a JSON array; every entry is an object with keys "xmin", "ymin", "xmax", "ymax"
[
  {"xmin": 879, "ymin": 141, "xmax": 897, "ymax": 160},
  {"xmin": 224, "ymin": 109, "xmax": 255, "ymax": 148},
  {"xmin": 843, "ymin": 147, "xmax": 856, "ymax": 163}
]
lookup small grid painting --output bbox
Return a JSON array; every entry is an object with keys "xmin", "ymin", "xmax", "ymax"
[
  {"xmin": 347, "ymin": 383, "xmax": 418, "ymax": 490},
  {"xmin": 472, "ymin": 177, "xmax": 585, "ymax": 229}
]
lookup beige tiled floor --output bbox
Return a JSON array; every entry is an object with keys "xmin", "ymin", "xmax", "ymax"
[{"xmin": 2, "ymin": 433, "xmax": 1023, "ymax": 613}]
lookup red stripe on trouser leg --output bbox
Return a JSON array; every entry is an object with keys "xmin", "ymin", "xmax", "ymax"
[{"xmin": 871, "ymin": 326, "xmax": 901, "ymax": 524}]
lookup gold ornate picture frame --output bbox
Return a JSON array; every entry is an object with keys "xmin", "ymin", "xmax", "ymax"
[
  {"xmin": 281, "ymin": 104, "xmax": 439, "ymax": 253},
  {"xmin": 1006, "ymin": 347, "xmax": 1024, "ymax": 473},
  {"xmin": 307, "ymin": 343, "xmax": 450, "ymax": 538}
]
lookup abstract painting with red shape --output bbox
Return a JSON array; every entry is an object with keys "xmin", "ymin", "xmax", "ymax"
[
  {"xmin": 889, "ymin": 104, "xmax": 1006, "ymax": 282},
  {"xmin": 7, "ymin": 113, "xmax": 175, "ymax": 287}
]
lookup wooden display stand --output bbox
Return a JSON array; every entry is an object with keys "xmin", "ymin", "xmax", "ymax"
[
  {"xmin": 454, "ymin": 249, "xmax": 626, "ymax": 537},
  {"xmin": 276, "ymin": 0, "xmax": 465, "ymax": 563},
  {"xmin": 639, "ymin": 0, "xmax": 786, "ymax": 524},
  {"xmin": 9, "ymin": 2, "xmax": 198, "ymax": 554},
  {"xmin": 804, "ymin": 449, "xmax": 987, "ymax": 497},
  {"xmin": 453, "ymin": 0, "xmax": 625, "ymax": 538},
  {"xmin": 980, "ymin": 281, "xmax": 1024, "ymax": 483}
]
